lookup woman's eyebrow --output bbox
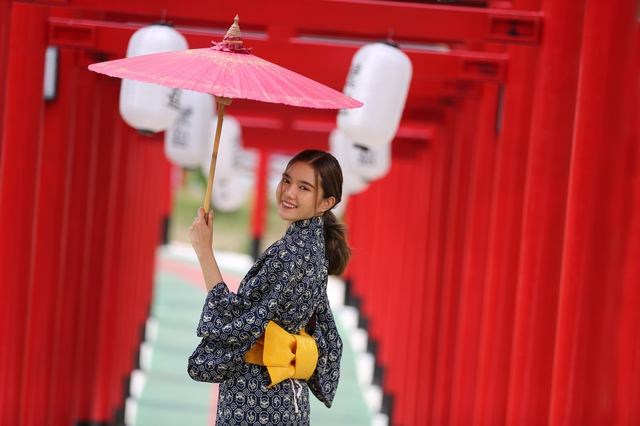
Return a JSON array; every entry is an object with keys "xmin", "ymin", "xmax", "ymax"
[{"xmin": 283, "ymin": 172, "xmax": 315, "ymax": 188}]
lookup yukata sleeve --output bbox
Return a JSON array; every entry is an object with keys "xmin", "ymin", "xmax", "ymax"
[
  {"xmin": 307, "ymin": 295, "xmax": 343, "ymax": 408},
  {"xmin": 187, "ymin": 241, "xmax": 299, "ymax": 383}
]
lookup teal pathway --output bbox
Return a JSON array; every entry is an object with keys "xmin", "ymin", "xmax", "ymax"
[{"xmin": 131, "ymin": 244, "xmax": 372, "ymax": 426}]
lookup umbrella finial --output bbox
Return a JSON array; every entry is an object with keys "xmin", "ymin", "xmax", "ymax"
[
  {"xmin": 211, "ymin": 15, "xmax": 252, "ymax": 54},
  {"xmin": 227, "ymin": 15, "xmax": 242, "ymax": 38}
]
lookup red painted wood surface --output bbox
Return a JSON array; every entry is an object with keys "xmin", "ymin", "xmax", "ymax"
[
  {"xmin": 2, "ymin": 1, "xmax": 640, "ymax": 425},
  {"xmin": 20, "ymin": 45, "xmax": 75, "ymax": 426},
  {"xmin": 431, "ymin": 98, "xmax": 478, "ymax": 425},
  {"xmin": 475, "ymin": 2, "xmax": 540, "ymax": 423},
  {"xmin": 550, "ymin": 0, "xmax": 639, "ymax": 424},
  {"xmin": 0, "ymin": 3, "xmax": 47, "ymax": 424},
  {"xmin": 53, "ymin": 54, "xmax": 99, "ymax": 426},
  {"xmin": 0, "ymin": 0, "xmax": 11, "ymax": 156},
  {"xmin": 506, "ymin": 0, "xmax": 587, "ymax": 424},
  {"xmin": 616, "ymin": 27, "xmax": 640, "ymax": 426},
  {"xmin": 450, "ymin": 84, "xmax": 498, "ymax": 424}
]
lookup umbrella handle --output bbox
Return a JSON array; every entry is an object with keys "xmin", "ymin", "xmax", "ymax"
[{"xmin": 204, "ymin": 96, "xmax": 233, "ymax": 214}]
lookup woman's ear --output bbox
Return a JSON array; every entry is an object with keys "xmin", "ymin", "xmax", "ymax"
[{"xmin": 319, "ymin": 196, "xmax": 336, "ymax": 213}]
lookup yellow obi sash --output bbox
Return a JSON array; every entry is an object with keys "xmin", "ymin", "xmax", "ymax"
[{"xmin": 244, "ymin": 321, "xmax": 318, "ymax": 388}]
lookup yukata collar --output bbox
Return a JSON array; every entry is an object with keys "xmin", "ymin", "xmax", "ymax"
[{"xmin": 286, "ymin": 216, "xmax": 324, "ymax": 235}]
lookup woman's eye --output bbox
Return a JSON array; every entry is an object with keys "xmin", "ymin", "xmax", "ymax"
[
  {"xmin": 282, "ymin": 177, "xmax": 289, "ymax": 184},
  {"xmin": 300, "ymin": 186, "xmax": 308, "ymax": 191}
]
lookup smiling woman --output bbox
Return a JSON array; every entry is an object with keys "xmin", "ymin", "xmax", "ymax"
[{"xmin": 186, "ymin": 149, "xmax": 352, "ymax": 426}]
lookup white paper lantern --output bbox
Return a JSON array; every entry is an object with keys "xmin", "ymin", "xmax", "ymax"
[
  {"xmin": 211, "ymin": 170, "xmax": 250, "ymax": 212},
  {"xmin": 119, "ymin": 24, "xmax": 188, "ymax": 134},
  {"xmin": 201, "ymin": 115, "xmax": 242, "ymax": 180},
  {"xmin": 348, "ymin": 142, "xmax": 392, "ymax": 182},
  {"xmin": 329, "ymin": 129, "xmax": 369, "ymax": 195},
  {"xmin": 164, "ymin": 90, "xmax": 214, "ymax": 168},
  {"xmin": 337, "ymin": 42, "xmax": 412, "ymax": 147},
  {"xmin": 342, "ymin": 166, "xmax": 369, "ymax": 195}
]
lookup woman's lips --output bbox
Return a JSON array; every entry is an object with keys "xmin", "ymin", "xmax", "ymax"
[{"xmin": 282, "ymin": 200, "xmax": 296, "ymax": 209}]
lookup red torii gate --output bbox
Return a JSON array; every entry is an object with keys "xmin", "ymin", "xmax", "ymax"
[{"xmin": 2, "ymin": 1, "xmax": 639, "ymax": 426}]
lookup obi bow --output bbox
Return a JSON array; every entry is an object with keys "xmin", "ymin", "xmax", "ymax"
[{"xmin": 244, "ymin": 320, "xmax": 318, "ymax": 387}]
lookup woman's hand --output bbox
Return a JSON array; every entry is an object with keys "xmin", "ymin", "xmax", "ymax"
[
  {"xmin": 189, "ymin": 207, "xmax": 224, "ymax": 292},
  {"xmin": 189, "ymin": 207, "xmax": 214, "ymax": 258}
]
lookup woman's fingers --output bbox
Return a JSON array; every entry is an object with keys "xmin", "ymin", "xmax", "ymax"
[
  {"xmin": 190, "ymin": 207, "xmax": 213, "ymax": 247},
  {"xmin": 193, "ymin": 207, "xmax": 207, "ymax": 225}
]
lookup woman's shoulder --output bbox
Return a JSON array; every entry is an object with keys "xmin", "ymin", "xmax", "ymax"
[
  {"xmin": 287, "ymin": 217, "xmax": 325, "ymax": 243},
  {"xmin": 250, "ymin": 218, "xmax": 325, "ymax": 269}
]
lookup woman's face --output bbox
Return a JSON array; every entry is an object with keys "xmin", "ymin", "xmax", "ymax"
[{"xmin": 276, "ymin": 161, "xmax": 334, "ymax": 226}]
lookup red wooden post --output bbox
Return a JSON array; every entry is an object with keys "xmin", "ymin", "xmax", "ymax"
[
  {"xmin": 0, "ymin": 3, "xmax": 47, "ymax": 424},
  {"xmin": 122, "ymin": 132, "xmax": 149, "ymax": 417},
  {"xmin": 616, "ymin": 29, "xmax": 640, "ymax": 426},
  {"xmin": 358, "ymin": 176, "xmax": 382, "ymax": 351},
  {"xmin": 617, "ymin": 131, "xmax": 640, "ymax": 424},
  {"xmin": 379, "ymin": 144, "xmax": 413, "ymax": 425},
  {"xmin": 0, "ymin": 0, "xmax": 12, "ymax": 156},
  {"xmin": 416, "ymin": 117, "xmax": 455, "ymax": 425},
  {"xmin": 391, "ymin": 152, "xmax": 414, "ymax": 426},
  {"xmin": 360, "ymin": 177, "xmax": 389, "ymax": 366},
  {"xmin": 385, "ymin": 139, "xmax": 435, "ymax": 425},
  {"xmin": 506, "ymin": 0, "xmax": 587, "ymax": 424},
  {"xmin": 72, "ymin": 72, "xmax": 115, "ymax": 424},
  {"xmin": 400, "ymin": 140, "xmax": 433, "ymax": 426},
  {"xmin": 114, "ymin": 125, "xmax": 141, "ymax": 419},
  {"xmin": 47, "ymin": 49, "xmax": 82, "ymax": 425},
  {"xmin": 346, "ymin": 170, "xmax": 389, "ymax": 417},
  {"xmin": 474, "ymin": 3, "xmax": 541, "ymax": 425},
  {"xmin": 20, "ymin": 46, "xmax": 76, "ymax": 426},
  {"xmin": 250, "ymin": 149, "xmax": 269, "ymax": 259},
  {"xmin": 450, "ymin": 84, "xmax": 499, "ymax": 424},
  {"xmin": 50, "ymin": 57, "xmax": 99, "ymax": 425},
  {"xmin": 343, "ymin": 173, "xmax": 376, "ymax": 335},
  {"xmin": 105, "ymin": 112, "xmax": 130, "ymax": 423},
  {"xmin": 91, "ymin": 77, "xmax": 126, "ymax": 422},
  {"xmin": 617, "ymin": 216, "xmax": 640, "ymax": 423},
  {"xmin": 550, "ymin": 1, "xmax": 639, "ymax": 424},
  {"xmin": 390, "ymin": 141, "xmax": 428, "ymax": 426},
  {"xmin": 123, "ymin": 133, "xmax": 152, "ymax": 417},
  {"xmin": 431, "ymin": 98, "xmax": 478, "ymax": 425}
]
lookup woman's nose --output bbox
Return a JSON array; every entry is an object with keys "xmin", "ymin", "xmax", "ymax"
[{"xmin": 284, "ymin": 185, "xmax": 295, "ymax": 198}]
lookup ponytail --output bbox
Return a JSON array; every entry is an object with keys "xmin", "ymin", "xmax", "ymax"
[{"xmin": 323, "ymin": 210, "xmax": 352, "ymax": 276}]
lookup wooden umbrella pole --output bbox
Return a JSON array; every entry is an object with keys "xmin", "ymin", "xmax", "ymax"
[{"xmin": 204, "ymin": 96, "xmax": 233, "ymax": 213}]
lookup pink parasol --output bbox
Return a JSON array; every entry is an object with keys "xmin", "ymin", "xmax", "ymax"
[{"xmin": 89, "ymin": 16, "xmax": 362, "ymax": 212}]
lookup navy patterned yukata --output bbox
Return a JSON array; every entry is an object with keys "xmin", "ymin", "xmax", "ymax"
[{"xmin": 188, "ymin": 216, "xmax": 343, "ymax": 426}]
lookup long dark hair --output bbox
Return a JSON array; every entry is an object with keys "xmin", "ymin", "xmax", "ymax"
[{"xmin": 284, "ymin": 149, "xmax": 352, "ymax": 276}]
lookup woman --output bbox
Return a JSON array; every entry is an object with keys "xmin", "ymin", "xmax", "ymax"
[{"xmin": 187, "ymin": 149, "xmax": 350, "ymax": 425}]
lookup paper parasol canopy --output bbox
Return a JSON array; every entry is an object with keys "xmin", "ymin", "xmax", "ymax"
[{"xmin": 89, "ymin": 16, "xmax": 363, "ymax": 211}]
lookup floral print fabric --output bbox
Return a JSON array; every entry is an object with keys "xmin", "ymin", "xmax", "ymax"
[{"xmin": 187, "ymin": 216, "xmax": 343, "ymax": 425}]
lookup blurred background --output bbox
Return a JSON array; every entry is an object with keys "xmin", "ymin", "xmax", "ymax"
[{"xmin": 2, "ymin": 1, "xmax": 640, "ymax": 425}]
